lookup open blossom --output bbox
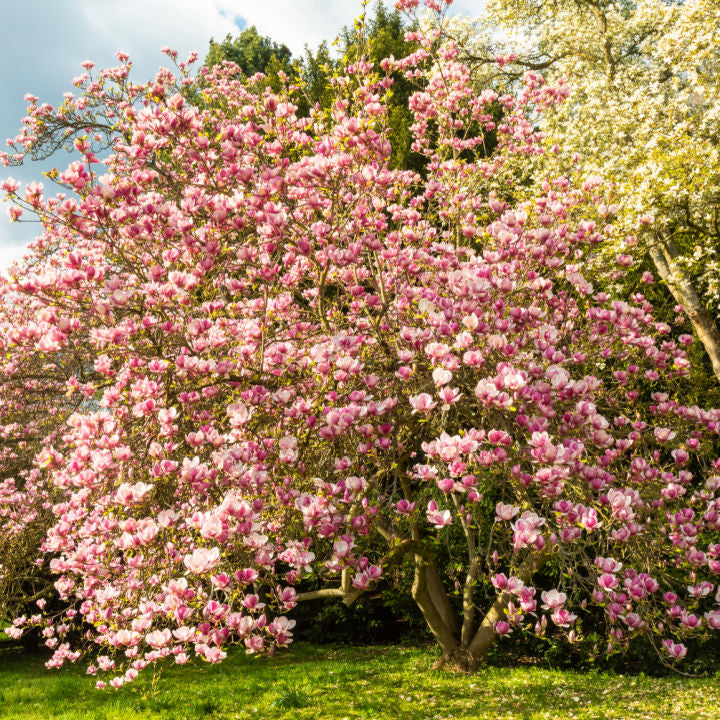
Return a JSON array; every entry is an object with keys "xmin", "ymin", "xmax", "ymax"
[
  {"xmin": 437, "ymin": 386, "xmax": 462, "ymax": 407},
  {"xmin": 595, "ymin": 557, "xmax": 623, "ymax": 574},
  {"xmin": 491, "ymin": 573, "xmax": 508, "ymax": 590},
  {"xmin": 495, "ymin": 502, "xmax": 519, "ymax": 522},
  {"xmin": 653, "ymin": 427, "xmax": 676, "ymax": 443},
  {"xmin": 511, "ymin": 511, "xmax": 546, "ymax": 550},
  {"xmin": 227, "ymin": 401, "xmax": 252, "ymax": 425},
  {"xmin": 662, "ymin": 640, "xmax": 687, "ymax": 659},
  {"xmin": 395, "ymin": 499, "xmax": 416, "ymax": 514},
  {"xmin": 199, "ymin": 515, "xmax": 223, "ymax": 539},
  {"xmin": 145, "ymin": 629, "xmax": 171, "ymax": 648},
  {"xmin": 579, "ymin": 507, "xmax": 601, "ymax": 531},
  {"xmin": 427, "ymin": 500, "xmax": 452, "ymax": 528},
  {"xmin": 551, "ymin": 608, "xmax": 577, "ymax": 627},
  {"xmin": 114, "ymin": 482, "xmax": 153, "ymax": 505},
  {"xmin": 333, "ymin": 539, "xmax": 353, "ymax": 559},
  {"xmin": 598, "ymin": 573, "xmax": 619, "ymax": 591},
  {"xmin": 432, "ymin": 367, "xmax": 452, "ymax": 386},
  {"xmin": 202, "ymin": 646, "xmax": 227, "ymax": 663},
  {"xmin": 409, "ymin": 393, "xmax": 437, "ymax": 413},
  {"xmin": 424, "ymin": 341, "xmax": 449, "ymax": 361},
  {"xmin": 172, "ymin": 626, "xmax": 194, "ymax": 642},
  {"xmin": 114, "ymin": 630, "xmax": 140, "ymax": 646},
  {"xmin": 278, "ymin": 435, "xmax": 298, "ymax": 463},
  {"xmin": 541, "ymin": 589, "xmax": 567, "ymax": 610},
  {"xmin": 498, "ymin": 365, "xmax": 527, "ymax": 391},
  {"xmin": 268, "ymin": 616, "xmax": 296, "ymax": 643},
  {"xmin": 621, "ymin": 613, "xmax": 645, "ymax": 629},
  {"xmin": 183, "ymin": 547, "xmax": 220, "ymax": 574},
  {"xmin": 6, "ymin": 205, "xmax": 22, "ymax": 221},
  {"xmin": 687, "ymin": 582, "xmax": 714, "ymax": 598}
]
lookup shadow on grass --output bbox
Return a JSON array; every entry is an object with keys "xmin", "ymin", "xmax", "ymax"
[{"xmin": 0, "ymin": 642, "xmax": 717, "ymax": 720}]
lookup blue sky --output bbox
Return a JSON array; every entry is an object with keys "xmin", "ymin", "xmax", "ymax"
[{"xmin": 0, "ymin": 0, "xmax": 483, "ymax": 268}]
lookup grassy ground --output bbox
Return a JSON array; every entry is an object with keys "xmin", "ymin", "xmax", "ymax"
[{"xmin": 0, "ymin": 642, "xmax": 718, "ymax": 720}]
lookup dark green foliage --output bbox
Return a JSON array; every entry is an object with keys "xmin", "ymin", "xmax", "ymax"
[
  {"xmin": 488, "ymin": 621, "xmax": 720, "ymax": 677},
  {"xmin": 293, "ymin": 560, "xmax": 431, "ymax": 645},
  {"xmin": 339, "ymin": 2, "xmax": 420, "ymax": 170},
  {"xmin": 203, "ymin": 3, "xmax": 423, "ymax": 170},
  {"xmin": 206, "ymin": 26, "xmax": 293, "ymax": 78},
  {"xmin": 297, "ymin": 41, "xmax": 336, "ymax": 112}
]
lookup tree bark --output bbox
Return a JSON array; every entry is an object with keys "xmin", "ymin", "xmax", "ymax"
[
  {"xmin": 425, "ymin": 561, "xmax": 459, "ymax": 636},
  {"xmin": 464, "ymin": 549, "xmax": 550, "ymax": 670},
  {"xmin": 453, "ymin": 494, "xmax": 479, "ymax": 648},
  {"xmin": 460, "ymin": 557, "xmax": 480, "ymax": 649},
  {"xmin": 648, "ymin": 238, "xmax": 720, "ymax": 383},
  {"xmin": 411, "ymin": 556, "xmax": 460, "ymax": 662},
  {"xmin": 408, "ymin": 545, "xmax": 550, "ymax": 672}
]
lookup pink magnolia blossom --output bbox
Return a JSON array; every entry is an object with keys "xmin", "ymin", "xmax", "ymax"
[
  {"xmin": 183, "ymin": 547, "xmax": 220, "ymax": 574},
  {"xmin": 0, "ymin": 5, "xmax": 717, "ymax": 685},
  {"xmin": 541, "ymin": 590, "xmax": 567, "ymax": 610},
  {"xmin": 662, "ymin": 640, "xmax": 687, "ymax": 659},
  {"xmin": 495, "ymin": 502, "xmax": 519, "ymax": 522}
]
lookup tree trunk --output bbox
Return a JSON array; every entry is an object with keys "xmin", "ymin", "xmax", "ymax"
[
  {"xmin": 648, "ymin": 238, "xmax": 720, "ymax": 383},
  {"xmin": 425, "ymin": 562, "xmax": 459, "ymax": 636},
  {"xmin": 411, "ymin": 556, "xmax": 461, "ymax": 662},
  {"xmin": 463, "ymin": 549, "xmax": 549, "ymax": 669},
  {"xmin": 410, "ymin": 548, "xmax": 550, "ymax": 672}
]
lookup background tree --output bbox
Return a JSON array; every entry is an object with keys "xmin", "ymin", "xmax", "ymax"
[
  {"xmin": 445, "ymin": 0, "xmax": 720, "ymax": 382},
  {"xmin": 205, "ymin": 3, "xmax": 421, "ymax": 170},
  {"xmin": 205, "ymin": 26, "xmax": 293, "ymax": 92},
  {"xmin": 339, "ymin": 2, "xmax": 419, "ymax": 170}
]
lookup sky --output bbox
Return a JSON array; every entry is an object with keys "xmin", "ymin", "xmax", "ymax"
[{"xmin": 0, "ymin": 0, "xmax": 484, "ymax": 270}]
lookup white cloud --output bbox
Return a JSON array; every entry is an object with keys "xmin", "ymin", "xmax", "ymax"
[
  {"xmin": 216, "ymin": 0, "xmax": 485, "ymax": 56},
  {"xmin": 0, "ymin": 208, "xmax": 46, "ymax": 269},
  {"xmin": 216, "ymin": 0, "xmax": 361, "ymax": 55},
  {"xmin": 0, "ymin": 220, "xmax": 32, "ymax": 272},
  {"xmin": 0, "ymin": 243, "xmax": 30, "ymax": 272},
  {"xmin": 0, "ymin": 0, "xmax": 486, "ymax": 270},
  {"xmin": 78, "ymin": 0, "xmax": 238, "ymax": 75}
]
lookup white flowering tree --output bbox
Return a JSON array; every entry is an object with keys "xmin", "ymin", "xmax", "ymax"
[{"xmin": 441, "ymin": 0, "xmax": 720, "ymax": 381}]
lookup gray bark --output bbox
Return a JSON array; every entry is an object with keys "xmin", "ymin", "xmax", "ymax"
[
  {"xmin": 411, "ymin": 556, "xmax": 460, "ymax": 661},
  {"xmin": 465, "ymin": 549, "xmax": 549, "ymax": 669},
  {"xmin": 648, "ymin": 238, "xmax": 720, "ymax": 383}
]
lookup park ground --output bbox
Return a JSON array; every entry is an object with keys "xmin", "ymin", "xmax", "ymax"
[{"xmin": 0, "ymin": 642, "xmax": 718, "ymax": 720}]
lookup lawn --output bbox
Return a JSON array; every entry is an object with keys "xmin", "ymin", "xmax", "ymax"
[{"xmin": 0, "ymin": 642, "xmax": 717, "ymax": 720}]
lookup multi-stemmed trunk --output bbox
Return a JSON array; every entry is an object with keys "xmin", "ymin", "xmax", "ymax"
[
  {"xmin": 296, "ymin": 537, "xmax": 547, "ymax": 673},
  {"xmin": 409, "ymin": 547, "xmax": 547, "ymax": 671}
]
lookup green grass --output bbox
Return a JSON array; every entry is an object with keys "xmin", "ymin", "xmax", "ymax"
[{"xmin": 0, "ymin": 643, "xmax": 718, "ymax": 720}]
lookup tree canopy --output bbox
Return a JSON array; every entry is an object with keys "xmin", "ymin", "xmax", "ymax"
[
  {"xmin": 206, "ymin": 26, "xmax": 293, "ymax": 79},
  {"xmin": 0, "ymin": 0, "xmax": 719, "ymax": 687}
]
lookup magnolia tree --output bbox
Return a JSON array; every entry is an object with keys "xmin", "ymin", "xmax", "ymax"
[
  {"xmin": 1, "ymin": 0, "xmax": 719, "ymax": 685},
  {"xmin": 0, "ymin": 283, "xmax": 86, "ymax": 618}
]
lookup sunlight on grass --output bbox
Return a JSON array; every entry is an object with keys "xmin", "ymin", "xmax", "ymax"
[{"xmin": 1, "ymin": 643, "xmax": 718, "ymax": 720}]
